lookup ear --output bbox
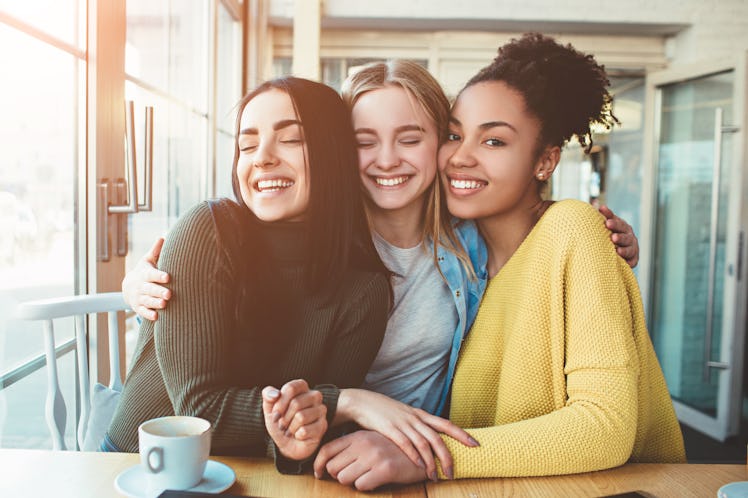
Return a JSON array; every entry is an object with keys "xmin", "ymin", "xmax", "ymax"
[{"xmin": 534, "ymin": 145, "xmax": 561, "ymax": 181}]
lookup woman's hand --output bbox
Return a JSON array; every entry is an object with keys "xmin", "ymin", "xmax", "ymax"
[
  {"xmin": 335, "ymin": 389, "xmax": 478, "ymax": 481},
  {"xmin": 314, "ymin": 430, "xmax": 427, "ymax": 491},
  {"xmin": 599, "ymin": 205, "xmax": 639, "ymax": 268},
  {"xmin": 121, "ymin": 237, "xmax": 172, "ymax": 320},
  {"xmin": 262, "ymin": 379, "xmax": 328, "ymax": 461}
]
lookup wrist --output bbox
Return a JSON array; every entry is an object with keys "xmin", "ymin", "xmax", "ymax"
[{"xmin": 333, "ymin": 388, "xmax": 358, "ymax": 425}]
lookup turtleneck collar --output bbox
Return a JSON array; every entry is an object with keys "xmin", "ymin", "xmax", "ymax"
[{"xmin": 256, "ymin": 219, "xmax": 309, "ymax": 265}]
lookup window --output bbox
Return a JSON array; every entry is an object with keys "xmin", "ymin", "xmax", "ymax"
[{"xmin": 0, "ymin": 2, "xmax": 243, "ymax": 449}]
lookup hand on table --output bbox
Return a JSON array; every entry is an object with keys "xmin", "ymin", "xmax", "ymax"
[
  {"xmin": 314, "ymin": 430, "xmax": 427, "ymax": 491},
  {"xmin": 262, "ymin": 379, "xmax": 327, "ymax": 461},
  {"xmin": 335, "ymin": 388, "xmax": 477, "ymax": 480}
]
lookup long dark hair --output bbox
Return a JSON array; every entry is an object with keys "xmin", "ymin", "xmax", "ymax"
[{"xmin": 230, "ymin": 76, "xmax": 388, "ymax": 293}]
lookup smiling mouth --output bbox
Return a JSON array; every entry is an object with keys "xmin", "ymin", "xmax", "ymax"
[
  {"xmin": 450, "ymin": 178, "xmax": 487, "ymax": 190},
  {"xmin": 372, "ymin": 175, "xmax": 410, "ymax": 187},
  {"xmin": 254, "ymin": 178, "xmax": 294, "ymax": 193}
]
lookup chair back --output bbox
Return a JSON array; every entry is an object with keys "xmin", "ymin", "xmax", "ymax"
[{"xmin": 14, "ymin": 292, "xmax": 129, "ymax": 450}]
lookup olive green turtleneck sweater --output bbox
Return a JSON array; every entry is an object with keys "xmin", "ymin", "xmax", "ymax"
[{"xmin": 107, "ymin": 199, "xmax": 390, "ymax": 455}]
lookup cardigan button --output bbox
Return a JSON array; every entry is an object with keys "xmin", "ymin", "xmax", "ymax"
[{"xmin": 456, "ymin": 290, "xmax": 461, "ymax": 297}]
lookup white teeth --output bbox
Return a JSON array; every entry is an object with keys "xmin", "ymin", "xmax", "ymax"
[
  {"xmin": 257, "ymin": 179, "xmax": 294, "ymax": 191},
  {"xmin": 374, "ymin": 176, "xmax": 408, "ymax": 187},
  {"xmin": 450, "ymin": 179, "xmax": 484, "ymax": 190}
]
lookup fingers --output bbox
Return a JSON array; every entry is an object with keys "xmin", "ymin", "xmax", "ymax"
[
  {"xmin": 140, "ymin": 282, "xmax": 171, "ymax": 303},
  {"xmin": 335, "ymin": 458, "xmax": 373, "ymax": 487},
  {"xmin": 144, "ymin": 267, "xmax": 171, "ymax": 285},
  {"xmin": 398, "ymin": 423, "xmax": 436, "ymax": 480},
  {"xmin": 134, "ymin": 305, "xmax": 158, "ymax": 321},
  {"xmin": 145, "ymin": 237, "xmax": 165, "ymax": 264},
  {"xmin": 417, "ymin": 410, "xmax": 479, "ymax": 449},
  {"xmin": 285, "ymin": 400, "xmax": 327, "ymax": 436},
  {"xmin": 262, "ymin": 386, "xmax": 282, "ymax": 436},
  {"xmin": 265, "ymin": 380, "xmax": 326, "ymax": 441},
  {"xmin": 609, "ymin": 228, "xmax": 640, "ymax": 268},
  {"xmin": 598, "ymin": 204, "xmax": 615, "ymax": 220},
  {"xmin": 273, "ymin": 379, "xmax": 311, "ymax": 422},
  {"xmin": 618, "ymin": 246, "xmax": 639, "ymax": 268},
  {"xmin": 293, "ymin": 414, "xmax": 327, "ymax": 441},
  {"xmin": 314, "ymin": 435, "xmax": 352, "ymax": 478}
]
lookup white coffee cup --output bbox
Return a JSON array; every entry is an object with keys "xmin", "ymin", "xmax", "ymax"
[{"xmin": 138, "ymin": 416, "xmax": 212, "ymax": 492}]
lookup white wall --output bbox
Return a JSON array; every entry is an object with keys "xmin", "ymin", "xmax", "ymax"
[{"xmin": 271, "ymin": 0, "xmax": 748, "ymax": 67}]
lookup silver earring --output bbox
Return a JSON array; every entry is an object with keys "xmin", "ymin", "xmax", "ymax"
[{"xmin": 537, "ymin": 172, "xmax": 545, "ymax": 180}]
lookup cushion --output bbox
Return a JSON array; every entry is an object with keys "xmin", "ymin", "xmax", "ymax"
[{"xmin": 81, "ymin": 383, "xmax": 121, "ymax": 451}]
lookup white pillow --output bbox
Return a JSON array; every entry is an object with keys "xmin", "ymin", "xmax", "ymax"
[{"xmin": 81, "ymin": 383, "xmax": 121, "ymax": 451}]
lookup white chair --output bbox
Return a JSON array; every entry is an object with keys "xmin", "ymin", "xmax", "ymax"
[{"xmin": 14, "ymin": 292, "xmax": 129, "ymax": 451}]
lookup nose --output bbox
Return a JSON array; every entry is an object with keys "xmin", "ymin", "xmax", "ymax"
[
  {"xmin": 375, "ymin": 142, "xmax": 399, "ymax": 171},
  {"xmin": 253, "ymin": 140, "xmax": 279, "ymax": 169},
  {"xmin": 444, "ymin": 140, "xmax": 477, "ymax": 170}
]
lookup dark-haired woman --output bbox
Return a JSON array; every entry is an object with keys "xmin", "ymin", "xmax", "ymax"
[
  {"xmin": 313, "ymin": 33, "xmax": 685, "ymax": 487},
  {"xmin": 104, "ymin": 77, "xmax": 390, "ymax": 463}
]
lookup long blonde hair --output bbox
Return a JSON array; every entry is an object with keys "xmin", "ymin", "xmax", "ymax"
[{"xmin": 341, "ymin": 60, "xmax": 475, "ymax": 280}]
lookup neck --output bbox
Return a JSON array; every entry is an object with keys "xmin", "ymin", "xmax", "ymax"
[
  {"xmin": 367, "ymin": 200, "xmax": 426, "ymax": 249},
  {"xmin": 478, "ymin": 198, "xmax": 550, "ymax": 278}
]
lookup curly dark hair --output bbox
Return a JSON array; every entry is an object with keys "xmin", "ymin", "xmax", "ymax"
[{"xmin": 465, "ymin": 32, "xmax": 618, "ymax": 153}]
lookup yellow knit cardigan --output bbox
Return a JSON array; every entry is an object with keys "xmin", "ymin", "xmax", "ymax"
[{"xmin": 445, "ymin": 200, "xmax": 685, "ymax": 478}]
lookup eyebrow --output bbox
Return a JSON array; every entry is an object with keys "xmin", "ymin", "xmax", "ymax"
[
  {"xmin": 355, "ymin": 124, "xmax": 425, "ymax": 135},
  {"xmin": 239, "ymin": 119, "xmax": 302, "ymax": 135},
  {"xmin": 449, "ymin": 117, "xmax": 517, "ymax": 134}
]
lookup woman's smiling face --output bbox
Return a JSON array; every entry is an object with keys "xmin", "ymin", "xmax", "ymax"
[
  {"xmin": 352, "ymin": 85, "xmax": 439, "ymax": 218},
  {"xmin": 439, "ymin": 81, "xmax": 547, "ymax": 221},
  {"xmin": 236, "ymin": 88, "xmax": 310, "ymax": 222}
]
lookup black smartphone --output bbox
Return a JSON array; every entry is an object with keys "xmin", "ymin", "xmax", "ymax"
[
  {"xmin": 157, "ymin": 491, "xmax": 264, "ymax": 498},
  {"xmin": 597, "ymin": 492, "xmax": 651, "ymax": 498}
]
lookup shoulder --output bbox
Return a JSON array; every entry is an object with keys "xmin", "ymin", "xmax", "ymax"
[
  {"xmin": 161, "ymin": 199, "xmax": 243, "ymax": 265},
  {"xmin": 164, "ymin": 201, "xmax": 214, "ymax": 246},
  {"xmin": 536, "ymin": 200, "xmax": 620, "ymax": 267},
  {"xmin": 540, "ymin": 199, "xmax": 608, "ymax": 241}
]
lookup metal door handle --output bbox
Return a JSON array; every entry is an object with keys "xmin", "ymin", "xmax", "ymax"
[
  {"xmin": 109, "ymin": 101, "xmax": 153, "ymax": 214},
  {"xmin": 703, "ymin": 108, "xmax": 739, "ymax": 381},
  {"xmin": 98, "ymin": 101, "xmax": 154, "ymax": 261}
]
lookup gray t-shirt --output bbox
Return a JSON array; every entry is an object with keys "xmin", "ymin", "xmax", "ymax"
[{"xmin": 363, "ymin": 233, "xmax": 457, "ymax": 414}]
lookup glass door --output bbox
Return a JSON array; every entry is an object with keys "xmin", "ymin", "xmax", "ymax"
[
  {"xmin": 0, "ymin": 0, "xmax": 243, "ymax": 449},
  {"xmin": 122, "ymin": 1, "xmax": 242, "ymax": 363},
  {"xmin": 0, "ymin": 2, "xmax": 87, "ymax": 449},
  {"xmin": 646, "ymin": 56, "xmax": 748, "ymax": 441}
]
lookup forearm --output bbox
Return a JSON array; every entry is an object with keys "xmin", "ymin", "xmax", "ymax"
[{"xmin": 441, "ymin": 367, "xmax": 637, "ymax": 479}]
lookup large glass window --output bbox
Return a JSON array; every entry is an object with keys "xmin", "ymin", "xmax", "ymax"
[
  {"xmin": 0, "ymin": 7, "xmax": 85, "ymax": 449},
  {"xmin": 0, "ymin": 2, "xmax": 243, "ymax": 449}
]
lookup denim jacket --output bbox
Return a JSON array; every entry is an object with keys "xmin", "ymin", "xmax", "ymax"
[{"xmin": 433, "ymin": 218, "xmax": 488, "ymax": 416}]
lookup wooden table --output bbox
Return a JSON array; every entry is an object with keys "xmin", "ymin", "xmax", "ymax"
[
  {"xmin": 0, "ymin": 448, "xmax": 744, "ymax": 498},
  {"xmin": 426, "ymin": 463, "xmax": 748, "ymax": 497}
]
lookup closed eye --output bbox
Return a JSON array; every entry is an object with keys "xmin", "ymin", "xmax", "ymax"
[{"xmin": 399, "ymin": 137, "xmax": 422, "ymax": 146}]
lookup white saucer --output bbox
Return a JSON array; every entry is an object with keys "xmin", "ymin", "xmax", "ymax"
[
  {"xmin": 115, "ymin": 460, "xmax": 236, "ymax": 498},
  {"xmin": 718, "ymin": 481, "xmax": 748, "ymax": 498}
]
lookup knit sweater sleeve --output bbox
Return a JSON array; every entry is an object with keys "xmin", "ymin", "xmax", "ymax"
[
  {"xmin": 154, "ymin": 201, "xmax": 270, "ymax": 449},
  {"xmin": 443, "ymin": 201, "xmax": 639, "ymax": 478},
  {"xmin": 313, "ymin": 273, "xmax": 390, "ymax": 419},
  {"xmin": 274, "ymin": 273, "xmax": 390, "ymax": 474}
]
